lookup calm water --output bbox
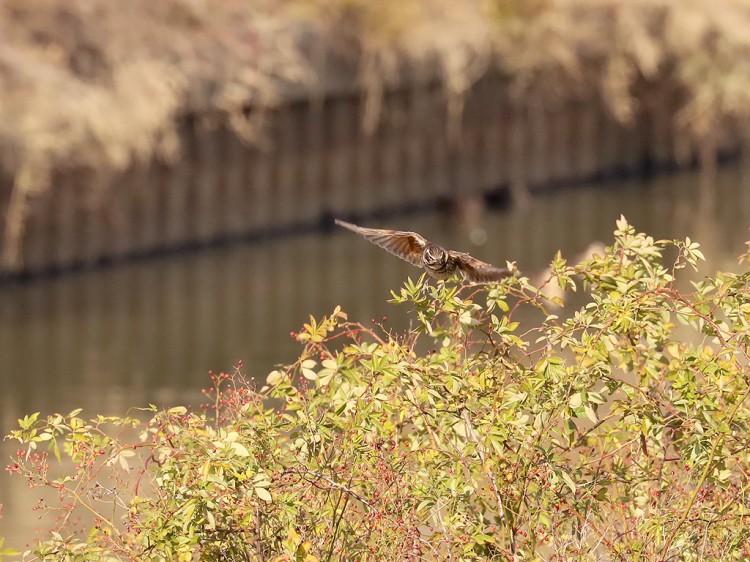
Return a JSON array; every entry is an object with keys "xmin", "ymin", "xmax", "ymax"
[{"xmin": 2, "ymin": 166, "xmax": 749, "ymax": 548}]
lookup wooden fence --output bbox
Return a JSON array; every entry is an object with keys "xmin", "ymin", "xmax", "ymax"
[{"xmin": 1, "ymin": 73, "xmax": 677, "ymax": 278}]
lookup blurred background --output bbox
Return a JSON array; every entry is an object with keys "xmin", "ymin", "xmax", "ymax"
[{"xmin": 2, "ymin": 0, "xmax": 750, "ymax": 550}]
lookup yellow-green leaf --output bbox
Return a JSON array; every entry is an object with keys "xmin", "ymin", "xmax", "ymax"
[{"xmin": 255, "ymin": 487, "xmax": 272, "ymax": 503}]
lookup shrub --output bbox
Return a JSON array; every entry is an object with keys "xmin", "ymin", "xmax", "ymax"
[{"xmin": 6, "ymin": 216, "xmax": 750, "ymax": 560}]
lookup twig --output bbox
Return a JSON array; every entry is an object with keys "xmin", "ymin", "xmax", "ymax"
[
  {"xmin": 283, "ymin": 467, "xmax": 375, "ymax": 509},
  {"xmin": 461, "ymin": 408, "xmax": 506, "ymax": 524}
]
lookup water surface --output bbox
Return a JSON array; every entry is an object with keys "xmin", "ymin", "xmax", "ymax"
[{"xmin": 1, "ymin": 166, "xmax": 749, "ymax": 549}]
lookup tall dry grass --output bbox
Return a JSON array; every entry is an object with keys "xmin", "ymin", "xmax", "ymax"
[
  {"xmin": 0, "ymin": 0, "xmax": 308, "ymax": 266},
  {"xmin": 1, "ymin": 0, "xmax": 750, "ymax": 266}
]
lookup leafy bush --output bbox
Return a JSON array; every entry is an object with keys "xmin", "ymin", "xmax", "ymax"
[{"xmin": 6, "ymin": 217, "xmax": 750, "ymax": 560}]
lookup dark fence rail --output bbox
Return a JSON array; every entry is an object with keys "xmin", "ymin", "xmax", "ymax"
[{"xmin": 2, "ymin": 73, "xmax": 678, "ymax": 278}]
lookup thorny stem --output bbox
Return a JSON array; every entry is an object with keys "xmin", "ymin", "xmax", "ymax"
[{"xmin": 283, "ymin": 467, "xmax": 375, "ymax": 509}]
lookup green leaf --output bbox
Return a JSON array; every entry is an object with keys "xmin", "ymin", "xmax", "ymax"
[
  {"xmin": 560, "ymin": 470, "xmax": 577, "ymax": 494},
  {"xmin": 230, "ymin": 442, "xmax": 250, "ymax": 457},
  {"xmin": 584, "ymin": 404, "xmax": 598, "ymax": 423},
  {"xmin": 267, "ymin": 370, "xmax": 284, "ymax": 385},
  {"xmin": 255, "ymin": 487, "xmax": 272, "ymax": 503},
  {"xmin": 18, "ymin": 412, "xmax": 40, "ymax": 430}
]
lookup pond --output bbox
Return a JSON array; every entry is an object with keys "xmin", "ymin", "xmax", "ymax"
[{"xmin": 1, "ymin": 164, "xmax": 749, "ymax": 550}]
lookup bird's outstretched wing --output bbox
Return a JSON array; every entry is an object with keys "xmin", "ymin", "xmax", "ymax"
[
  {"xmin": 335, "ymin": 219, "xmax": 427, "ymax": 267},
  {"xmin": 452, "ymin": 252, "xmax": 511, "ymax": 283}
]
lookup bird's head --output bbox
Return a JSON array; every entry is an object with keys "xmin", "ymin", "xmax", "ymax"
[{"xmin": 422, "ymin": 244, "xmax": 448, "ymax": 266}]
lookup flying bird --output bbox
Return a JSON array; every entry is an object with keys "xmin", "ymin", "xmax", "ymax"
[{"xmin": 335, "ymin": 219, "xmax": 511, "ymax": 283}]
